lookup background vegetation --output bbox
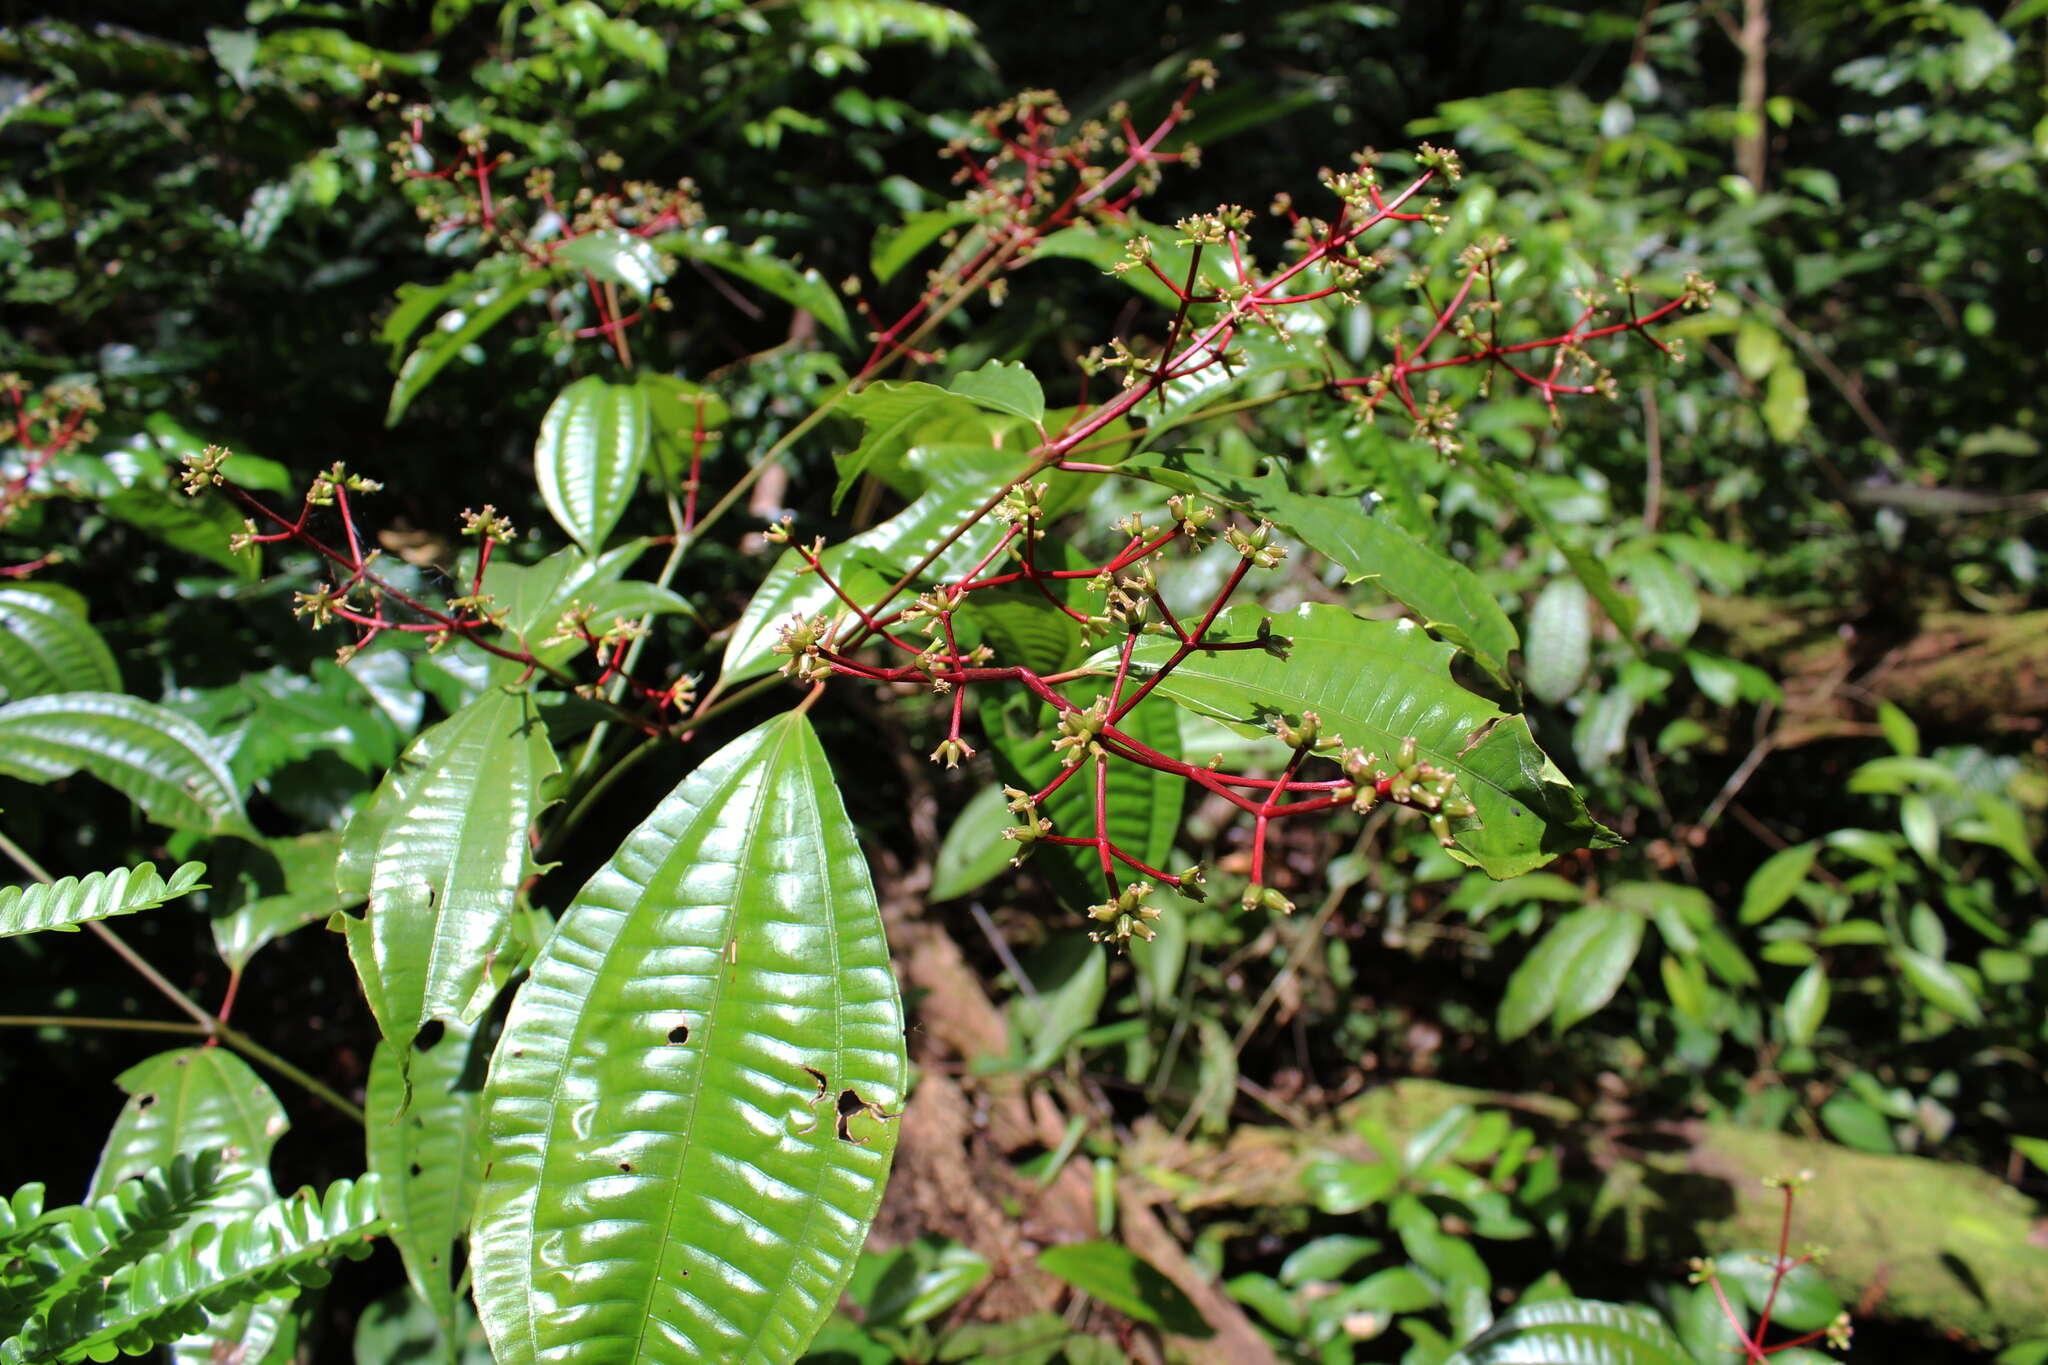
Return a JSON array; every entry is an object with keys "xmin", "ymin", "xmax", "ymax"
[{"xmin": 2, "ymin": 1, "xmax": 2045, "ymax": 1361}]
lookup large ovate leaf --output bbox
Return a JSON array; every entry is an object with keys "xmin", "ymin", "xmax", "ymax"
[
  {"xmin": 1523, "ymin": 579, "xmax": 1592, "ymax": 707},
  {"xmin": 553, "ymin": 229, "xmax": 668, "ymax": 297},
  {"xmin": 0, "ymin": 692, "xmax": 251, "ymax": 836},
  {"xmin": 1116, "ymin": 604, "xmax": 1615, "ymax": 879},
  {"xmin": 89, "ymin": 1047, "xmax": 292, "ymax": 1365},
  {"xmin": 0, "ymin": 585, "xmax": 121, "ymax": 703},
  {"xmin": 1125, "ymin": 454, "xmax": 1519, "ymax": 688},
  {"xmin": 0, "ymin": 860, "xmax": 206, "ymax": 938},
  {"xmin": 471, "ymin": 711, "xmax": 907, "ymax": 1365},
  {"xmin": 536, "ymin": 376, "xmax": 653, "ymax": 553},
  {"xmin": 949, "ymin": 359, "xmax": 1045, "ymax": 426},
  {"xmin": 1442, "ymin": 1297, "xmax": 1692, "ymax": 1365},
  {"xmin": 337, "ymin": 685, "xmax": 560, "ymax": 1055},
  {"xmin": 366, "ymin": 1015, "xmax": 488, "ymax": 1351}
]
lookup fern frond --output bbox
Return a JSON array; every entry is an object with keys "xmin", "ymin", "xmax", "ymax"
[
  {"xmin": 0, "ymin": 862, "xmax": 208, "ymax": 938},
  {"xmin": 0, "ymin": 1183, "xmax": 46, "ymax": 1250},
  {"xmin": 4, "ymin": 1177, "xmax": 383, "ymax": 1365}
]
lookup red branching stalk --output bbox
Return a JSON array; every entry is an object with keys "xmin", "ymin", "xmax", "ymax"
[
  {"xmin": 1, "ymin": 376, "xmax": 105, "ymax": 550},
  {"xmin": 770, "ymin": 139, "xmax": 1705, "ymax": 941},
  {"xmin": 1694, "ymin": 1178, "xmax": 1854, "ymax": 1362}
]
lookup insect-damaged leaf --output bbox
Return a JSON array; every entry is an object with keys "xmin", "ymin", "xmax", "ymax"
[
  {"xmin": 471, "ymin": 711, "xmax": 906, "ymax": 1365},
  {"xmin": 338, "ymin": 685, "xmax": 559, "ymax": 1057}
]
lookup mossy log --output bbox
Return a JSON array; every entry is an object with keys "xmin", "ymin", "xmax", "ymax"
[{"xmin": 1128, "ymin": 1080, "xmax": 2048, "ymax": 1348}]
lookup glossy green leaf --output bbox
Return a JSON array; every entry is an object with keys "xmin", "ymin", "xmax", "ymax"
[
  {"xmin": 101, "ymin": 485, "xmax": 261, "ymax": 578},
  {"xmin": 1782, "ymin": 963, "xmax": 1830, "ymax": 1046},
  {"xmin": 1443, "ymin": 1298, "xmax": 1692, "ymax": 1365},
  {"xmin": 0, "ymin": 692, "xmax": 251, "ymax": 836},
  {"xmin": 978, "ymin": 677, "xmax": 1183, "ymax": 913},
  {"xmin": 0, "ymin": 860, "xmax": 205, "ymax": 938},
  {"xmin": 657, "ymin": 229, "xmax": 853, "ymax": 344},
  {"xmin": 1279, "ymin": 1234, "xmax": 1382, "ymax": 1286},
  {"xmin": 1739, "ymin": 842, "xmax": 1817, "ymax": 925},
  {"xmin": 1119, "ymin": 604, "xmax": 1615, "ymax": 879},
  {"xmin": 536, "ymin": 376, "xmax": 653, "ymax": 553},
  {"xmin": 929, "ymin": 783, "xmax": 1015, "ymax": 902},
  {"xmin": 388, "ymin": 268, "xmax": 553, "ymax": 425},
  {"xmin": 1124, "ymin": 454, "xmax": 1519, "ymax": 687},
  {"xmin": 553, "ymin": 229, "xmax": 668, "ymax": 297},
  {"xmin": 1764, "ymin": 360, "xmax": 1810, "ymax": 443},
  {"xmin": 366, "ymin": 1015, "xmax": 487, "ymax": 1350},
  {"xmin": 0, "ymin": 585, "xmax": 121, "ymax": 703},
  {"xmin": 865, "ymin": 1241, "xmax": 989, "ymax": 1328},
  {"xmin": 338, "ymin": 685, "xmax": 560, "ymax": 1054},
  {"xmin": 89, "ymin": 1047, "xmax": 291, "ymax": 1365},
  {"xmin": 1034, "ymin": 1242, "xmax": 1207, "ymax": 1336},
  {"xmin": 948, "ymin": 360, "xmax": 1045, "ymax": 425},
  {"xmin": 471, "ymin": 712, "xmax": 906, "ymax": 1365},
  {"xmin": 1894, "ymin": 946, "xmax": 1984, "ymax": 1024},
  {"xmin": 1523, "ymin": 579, "xmax": 1591, "ymax": 706},
  {"xmin": 1498, "ymin": 907, "xmax": 1645, "ymax": 1041}
]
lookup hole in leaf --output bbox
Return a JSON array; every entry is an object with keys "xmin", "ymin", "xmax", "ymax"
[
  {"xmin": 618, "ymin": 1161, "xmax": 632, "ymax": 1172},
  {"xmin": 410, "ymin": 1163, "xmax": 423, "ymax": 1177},
  {"xmin": 667, "ymin": 1025, "xmax": 690, "ymax": 1044},
  {"xmin": 136, "ymin": 1093, "xmax": 157, "ymax": 1109},
  {"xmin": 801, "ymin": 1065, "xmax": 828, "ymax": 1099},
  {"xmin": 414, "ymin": 1020, "xmax": 445, "ymax": 1052}
]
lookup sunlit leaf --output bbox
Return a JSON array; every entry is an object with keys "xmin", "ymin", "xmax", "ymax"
[
  {"xmin": 536, "ymin": 376, "xmax": 652, "ymax": 553},
  {"xmin": 0, "ymin": 692, "xmax": 251, "ymax": 836}
]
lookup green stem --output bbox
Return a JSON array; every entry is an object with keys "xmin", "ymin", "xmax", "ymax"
[
  {"xmin": 0, "ymin": 1014, "xmax": 210, "ymax": 1036},
  {"xmin": 0, "ymin": 828, "xmax": 366, "ymax": 1124}
]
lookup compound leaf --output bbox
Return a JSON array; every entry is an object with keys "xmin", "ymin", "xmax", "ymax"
[{"xmin": 0, "ymin": 861, "xmax": 206, "ymax": 938}]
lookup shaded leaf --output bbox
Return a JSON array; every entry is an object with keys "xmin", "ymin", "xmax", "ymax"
[
  {"xmin": 388, "ymin": 269, "xmax": 553, "ymax": 425},
  {"xmin": 1523, "ymin": 580, "xmax": 1591, "ymax": 706},
  {"xmin": 1034, "ymin": 1242, "xmax": 1208, "ymax": 1336},
  {"xmin": 929, "ymin": 783, "xmax": 1015, "ymax": 902},
  {"xmin": 657, "ymin": 229, "xmax": 853, "ymax": 344},
  {"xmin": 553, "ymin": 230, "xmax": 667, "ymax": 298},
  {"xmin": 1442, "ymin": 1298, "xmax": 1691, "ymax": 1365},
  {"xmin": 1498, "ymin": 907, "xmax": 1644, "ymax": 1041}
]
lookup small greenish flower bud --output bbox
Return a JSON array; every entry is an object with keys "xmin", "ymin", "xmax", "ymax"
[
  {"xmin": 929, "ymin": 737, "xmax": 975, "ymax": 769},
  {"xmin": 1050, "ymin": 698, "xmax": 1110, "ymax": 766}
]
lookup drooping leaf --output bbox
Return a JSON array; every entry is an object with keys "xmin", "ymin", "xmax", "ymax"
[
  {"xmin": 210, "ymin": 834, "xmax": 352, "ymax": 972},
  {"xmin": 1497, "ymin": 906, "xmax": 1645, "ymax": 1041},
  {"xmin": 0, "ymin": 861, "xmax": 206, "ymax": 938},
  {"xmin": 337, "ymin": 685, "xmax": 560, "ymax": 1054},
  {"xmin": 1781, "ymin": 963, "xmax": 1830, "ymax": 1046},
  {"xmin": 656, "ymin": 229, "xmax": 854, "ymax": 344},
  {"xmin": 1034, "ymin": 1242, "xmax": 1207, "ymax": 1336},
  {"xmin": 948, "ymin": 360, "xmax": 1045, "ymax": 426},
  {"xmin": 366, "ymin": 1015, "xmax": 488, "ymax": 1351},
  {"xmin": 1124, "ymin": 454, "xmax": 1519, "ymax": 687},
  {"xmin": 1441, "ymin": 1297, "xmax": 1692, "ymax": 1365},
  {"xmin": 471, "ymin": 712, "xmax": 906, "ymax": 1365},
  {"xmin": 388, "ymin": 268, "xmax": 554, "ymax": 425},
  {"xmin": 535, "ymin": 376, "xmax": 653, "ymax": 553},
  {"xmin": 0, "ymin": 585, "xmax": 122, "ymax": 703},
  {"xmin": 102, "ymin": 485, "xmax": 262, "ymax": 579},
  {"xmin": 828, "ymin": 381, "xmax": 1033, "ymax": 510},
  {"xmin": 640, "ymin": 373, "xmax": 730, "ymax": 488},
  {"xmin": 1468, "ymin": 462, "xmax": 1640, "ymax": 644},
  {"xmin": 1115, "ymin": 604, "xmax": 1615, "ymax": 879},
  {"xmin": 1620, "ymin": 552, "xmax": 1700, "ymax": 645},
  {"xmin": 1010, "ymin": 936, "xmax": 1108, "ymax": 1071},
  {"xmin": 0, "ymin": 692, "xmax": 251, "ymax": 836},
  {"xmin": 89, "ymin": 1048, "xmax": 292, "ymax": 1365},
  {"xmin": 870, "ymin": 209, "xmax": 977, "ymax": 284}
]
